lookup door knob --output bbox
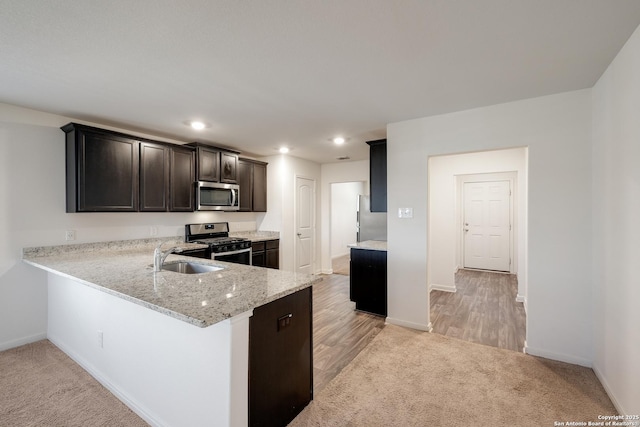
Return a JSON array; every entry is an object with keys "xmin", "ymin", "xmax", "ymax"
[{"xmin": 297, "ymin": 233, "xmax": 302, "ymax": 237}]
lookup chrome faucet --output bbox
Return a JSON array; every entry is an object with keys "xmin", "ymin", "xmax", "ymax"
[{"xmin": 153, "ymin": 241, "xmax": 183, "ymax": 272}]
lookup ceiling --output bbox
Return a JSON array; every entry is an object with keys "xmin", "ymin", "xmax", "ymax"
[{"xmin": 2, "ymin": 1, "xmax": 640, "ymax": 164}]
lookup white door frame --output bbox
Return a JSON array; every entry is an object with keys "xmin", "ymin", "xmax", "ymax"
[
  {"xmin": 456, "ymin": 172, "xmax": 517, "ymax": 274},
  {"xmin": 294, "ymin": 175, "xmax": 317, "ymax": 275}
]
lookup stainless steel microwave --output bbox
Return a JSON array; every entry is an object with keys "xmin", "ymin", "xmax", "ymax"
[{"xmin": 196, "ymin": 182, "xmax": 240, "ymax": 211}]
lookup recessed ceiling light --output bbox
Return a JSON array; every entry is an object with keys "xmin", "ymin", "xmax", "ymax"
[
  {"xmin": 190, "ymin": 121, "xmax": 206, "ymax": 130},
  {"xmin": 279, "ymin": 147, "xmax": 290, "ymax": 154},
  {"xmin": 333, "ymin": 136, "xmax": 345, "ymax": 145}
]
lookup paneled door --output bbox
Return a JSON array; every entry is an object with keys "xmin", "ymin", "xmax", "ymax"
[
  {"xmin": 295, "ymin": 176, "xmax": 315, "ymax": 275},
  {"xmin": 463, "ymin": 180, "xmax": 511, "ymax": 272}
]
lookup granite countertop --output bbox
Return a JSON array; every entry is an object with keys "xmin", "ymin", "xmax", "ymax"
[
  {"xmin": 22, "ymin": 238, "xmax": 320, "ymax": 328},
  {"xmin": 229, "ymin": 230, "xmax": 279, "ymax": 242},
  {"xmin": 348, "ymin": 240, "xmax": 388, "ymax": 251}
]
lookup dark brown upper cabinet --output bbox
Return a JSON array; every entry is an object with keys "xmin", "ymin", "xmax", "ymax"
[
  {"xmin": 238, "ymin": 158, "xmax": 268, "ymax": 212},
  {"xmin": 191, "ymin": 143, "xmax": 239, "ymax": 184},
  {"xmin": 220, "ymin": 151, "xmax": 238, "ymax": 183},
  {"xmin": 196, "ymin": 146, "xmax": 220, "ymax": 182},
  {"xmin": 367, "ymin": 139, "xmax": 387, "ymax": 212},
  {"xmin": 63, "ymin": 123, "xmax": 195, "ymax": 213},
  {"xmin": 63, "ymin": 123, "xmax": 139, "ymax": 212},
  {"xmin": 139, "ymin": 142, "xmax": 169, "ymax": 212},
  {"xmin": 169, "ymin": 146, "xmax": 195, "ymax": 212},
  {"xmin": 140, "ymin": 143, "xmax": 195, "ymax": 212}
]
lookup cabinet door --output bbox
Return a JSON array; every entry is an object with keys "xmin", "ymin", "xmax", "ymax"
[
  {"xmin": 350, "ymin": 248, "xmax": 387, "ymax": 316},
  {"xmin": 237, "ymin": 159, "xmax": 253, "ymax": 212},
  {"xmin": 197, "ymin": 147, "xmax": 219, "ymax": 182},
  {"xmin": 139, "ymin": 142, "xmax": 169, "ymax": 211},
  {"xmin": 249, "ymin": 288, "xmax": 312, "ymax": 427},
  {"xmin": 220, "ymin": 152, "xmax": 238, "ymax": 183},
  {"xmin": 367, "ymin": 139, "xmax": 387, "ymax": 212},
  {"xmin": 252, "ymin": 162, "xmax": 267, "ymax": 212},
  {"xmin": 170, "ymin": 147, "xmax": 195, "ymax": 211},
  {"xmin": 75, "ymin": 129, "xmax": 139, "ymax": 212},
  {"xmin": 251, "ymin": 241, "xmax": 266, "ymax": 267},
  {"xmin": 265, "ymin": 240, "xmax": 279, "ymax": 269}
]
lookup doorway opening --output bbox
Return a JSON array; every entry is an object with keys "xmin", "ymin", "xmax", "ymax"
[
  {"xmin": 329, "ymin": 181, "xmax": 364, "ymax": 275},
  {"xmin": 427, "ymin": 147, "xmax": 528, "ymax": 352}
]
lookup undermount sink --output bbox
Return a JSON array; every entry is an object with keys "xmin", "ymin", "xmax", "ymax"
[{"xmin": 161, "ymin": 261, "xmax": 223, "ymax": 274}]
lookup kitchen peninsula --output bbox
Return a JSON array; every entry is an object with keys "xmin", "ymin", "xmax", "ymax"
[{"xmin": 23, "ymin": 238, "xmax": 321, "ymax": 427}]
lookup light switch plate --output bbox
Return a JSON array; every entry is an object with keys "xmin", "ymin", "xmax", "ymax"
[{"xmin": 398, "ymin": 207, "xmax": 413, "ymax": 219}]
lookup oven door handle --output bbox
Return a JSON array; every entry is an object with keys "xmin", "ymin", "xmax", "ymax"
[{"xmin": 213, "ymin": 248, "xmax": 251, "ymax": 257}]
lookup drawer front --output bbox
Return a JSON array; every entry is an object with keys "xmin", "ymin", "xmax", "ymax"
[{"xmin": 266, "ymin": 239, "xmax": 279, "ymax": 250}]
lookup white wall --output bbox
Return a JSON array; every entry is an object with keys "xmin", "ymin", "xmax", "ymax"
[
  {"xmin": 260, "ymin": 154, "xmax": 322, "ymax": 273},
  {"xmin": 320, "ymin": 160, "xmax": 369, "ymax": 273},
  {"xmin": 387, "ymin": 90, "xmax": 593, "ymax": 365},
  {"xmin": 330, "ymin": 181, "xmax": 364, "ymax": 258},
  {"xmin": 0, "ymin": 104, "xmax": 261, "ymax": 350},
  {"xmin": 428, "ymin": 148, "xmax": 528, "ymax": 300},
  {"xmin": 47, "ymin": 272, "xmax": 251, "ymax": 427},
  {"xmin": 591, "ymin": 25, "xmax": 640, "ymax": 415}
]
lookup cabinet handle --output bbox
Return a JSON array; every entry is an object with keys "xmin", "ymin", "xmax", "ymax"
[{"xmin": 277, "ymin": 313, "xmax": 293, "ymax": 331}]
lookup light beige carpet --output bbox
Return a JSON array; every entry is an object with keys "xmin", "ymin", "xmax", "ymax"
[
  {"xmin": 0, "ymin": 340, "xmax": 148, "ymax": 427},
  {"xmin": 290, "ymin": 325, "xmax": 617, "ymax": 427}
]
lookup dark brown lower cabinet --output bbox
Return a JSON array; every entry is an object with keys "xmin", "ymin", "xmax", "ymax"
[
  {"xmin": 251, "ymin": 240, "xmax": 279, "ymax": 269},
  {"xmin": 249, "ymin": 288, "xmax": 313, "ymax": 427},
  {"xmin": 349, "ymin": 248, "xmax": 387, "ymax": 316}
]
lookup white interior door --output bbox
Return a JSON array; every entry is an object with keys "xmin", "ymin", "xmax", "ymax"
[
  {"xmin": 295, "ymin": 176, "xmax": 315, "ymax": 275},
  {"xmin": 463, "ymin": 180, "xmax": 511, "ymax": 271}
]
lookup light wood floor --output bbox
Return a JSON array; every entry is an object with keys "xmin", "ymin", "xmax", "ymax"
[
  {"xmin": 430, "ymin": 269, "xmax": 526, "ymax": 352},
  {"xmin": 312, "ymin": 274, "xmax": 385, "ymax": 393},
  {"xmin": 317, "ymin": 260, "xmax": 526, "ymax": 397}
]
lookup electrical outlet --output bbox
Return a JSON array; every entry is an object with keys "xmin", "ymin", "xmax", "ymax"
[
  {"xmin": 149, "ymin": 226, "xmax": 158, "ymax": 236},
  {"xmin": 65, "ymin": 230, "xmax": 76, "ymax": 241}
]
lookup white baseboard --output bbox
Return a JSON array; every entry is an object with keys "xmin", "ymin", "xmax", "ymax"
[
  {"xmin": 429, "ymin": 283, "xmax": 456, "ymax": 293},
  {"xmin": 0, "ymin": 332, "xmax": 47, "ymax": 352},
  {"xmin": 592, "ymin": 364, "xmax": 627, "ymax": 415},
  {"xmin": 524, "ymin": 344, "xmax": 592, "ymax": 368},
  {"xmin": 48, "ymin": 335, "xmax": 165, "ymax": 427},
  {"xmin": 515, "ymin": 294, "xmax": 527, "ymax": 314},
  {"xmin": 385, "ymin": 317, "xmax": 432, "ymax": 332},
  {"xmin": 320, "ymin": 268, "xmax": 334, "ymax": 275}
]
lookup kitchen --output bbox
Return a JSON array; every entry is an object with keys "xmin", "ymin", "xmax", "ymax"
[
  {"xmin": 3, "ymin": 111, "xmax": 336, "ymax": 427},
  {"xmin": 2, "ymin": 1, "xmax": 640, "ymax": 423},
  {"xmin": 1, "ymin": 109, "xmax": 387, "ymax": 426}
]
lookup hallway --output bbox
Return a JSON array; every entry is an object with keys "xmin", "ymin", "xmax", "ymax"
[{"xmin": 430, "ymin": 269, "xmax": 526, "ymax": 352}]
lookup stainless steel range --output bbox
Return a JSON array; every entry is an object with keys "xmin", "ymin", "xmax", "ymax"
[{"xmin": 185, "ymin": 222, "xmax": 252, "ymax": 265}]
